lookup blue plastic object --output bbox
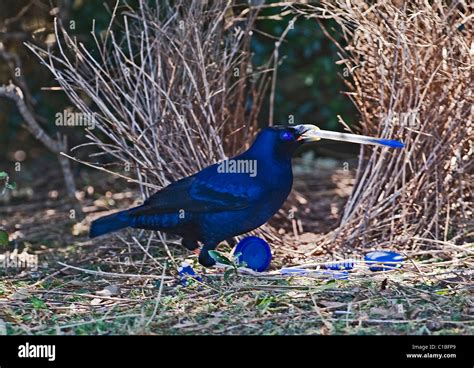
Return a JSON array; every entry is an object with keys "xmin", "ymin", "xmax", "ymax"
[
  {"xmin": 324, "ymin": 259, "xmax": 355, "ymax": 271},
  {"xmin": 370, "ymin": 138, "xmax": 405, "ymax": 148},
  {"xmin": 234, "ymin": 236, "xmax": 272, "ymax": 272},
  {"xmin": 178, "ymin": 262, "xmax": 202, "ymax": 286},
  {"xmin": 280, "ymin": 267, "xmax": 348, "ymax": 280},
  {"xmin": 365, "ymin": 251, "xmax": 403, "ymax": 271}
]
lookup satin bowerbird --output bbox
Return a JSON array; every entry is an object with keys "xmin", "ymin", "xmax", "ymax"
[{"xmin": 90, "ymin": 125, "xmax": 403, "ymax": 267}]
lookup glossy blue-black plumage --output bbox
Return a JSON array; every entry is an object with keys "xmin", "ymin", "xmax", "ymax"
[{"xmin": 90, "ymin": 126, "xmax": 306, "ymax": 266}]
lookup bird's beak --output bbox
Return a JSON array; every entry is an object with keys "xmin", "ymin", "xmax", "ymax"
[{"xmin": 294, "ymin": 124, "xmax": 322, "ymax": 143}]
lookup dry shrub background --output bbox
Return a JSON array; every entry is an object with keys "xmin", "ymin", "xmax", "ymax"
[
  {"xmin": 27, "ymin": 0, "xmax": 300, "ymax": 248},
  {"xmin": 26, "ymin": 0, "xmax": 472, "ymax": 259},
  {"xmin": 28, "ymin": 0, "xmax": 269, "ymax": 196},
  {"xmin": 1, "ymin": 0, "xmax": 472, "ymax": 336},
  {"xmin": 299, "ymin": 0, "xmax": 473, "ymax": 254}
]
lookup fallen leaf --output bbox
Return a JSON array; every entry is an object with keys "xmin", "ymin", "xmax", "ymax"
[
  {"xmin": 370, "ymin": 306, "xmax": 404, "ymax": 319},
  {"xmin": 318, "ymin": 300, "xmax": 346, "ymax": 309},
  {"xmin": 95, "ymin": 284, "xmax": 121, "ymax": 297},
  {"xmin": 90, "ymin": 298, "xmax": 103, "ymax": 305},
  {"xmin": 10, "ymin": 289, "xmax": 31, "ymax": 300},
  {"xmin": 369, "ymin": 307, "xmax": 392, "ymax": 317}
]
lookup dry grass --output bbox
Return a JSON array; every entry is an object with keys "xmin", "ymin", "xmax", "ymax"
[{"xmin": 1, "ymin": 159, "xmax": 472, "ymax": 335}]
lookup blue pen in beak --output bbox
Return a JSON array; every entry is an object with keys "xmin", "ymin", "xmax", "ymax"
[{"xmin": 295, "ymin": 124, "xmax": 405, "ymax": 149}]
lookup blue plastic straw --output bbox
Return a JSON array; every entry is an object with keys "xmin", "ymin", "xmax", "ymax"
[{"xmin": 301, "ymin": 125, "xmax": 405, "ymax": 148}]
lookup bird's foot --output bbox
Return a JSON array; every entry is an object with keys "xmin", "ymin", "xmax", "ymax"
[{"xmin": 198, "ymin": 244, "xmax": 217, "ymax": 268}]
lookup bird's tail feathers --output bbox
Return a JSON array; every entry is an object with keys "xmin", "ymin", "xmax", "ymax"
[{"xmin": 90, "ymin": 210, "xmax": 130, "ymax": 238}]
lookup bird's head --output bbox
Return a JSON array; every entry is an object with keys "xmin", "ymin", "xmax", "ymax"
[{"xmin": 251, "ymin": 125, "xmax": 321, "ymax": 160}]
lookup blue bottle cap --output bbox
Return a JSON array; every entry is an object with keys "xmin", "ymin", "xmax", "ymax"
[
  {"xmin": 234, "ymin": 236, "xmax": 272, "ymax": 272},
  {"xmin": 365, "ymin": 251, "xmax": 403, "ymax": 272}
]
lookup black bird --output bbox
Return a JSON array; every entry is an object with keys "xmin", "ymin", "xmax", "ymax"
[{"xmin": 90, "ymin": 125, "xmax": 403, "ymax": 267}]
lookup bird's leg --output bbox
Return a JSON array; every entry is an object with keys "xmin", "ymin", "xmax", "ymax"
[
  {"xmin": 198, "ymin": 242, "xmax": 218, "ymax": 267},
  {"xmin": 181, "ymin": 237, "xmax": 199, "ymax": 251}
]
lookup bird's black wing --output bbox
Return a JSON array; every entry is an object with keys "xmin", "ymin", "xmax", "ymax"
[{"xmin": 130, "ymin": 169, "xmax": 264, "ymax": 215}]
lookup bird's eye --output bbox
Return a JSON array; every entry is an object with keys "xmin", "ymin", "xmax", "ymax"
[{"xmin": 280, "ymin": 131, "xmax": 294, "ymax": 142}]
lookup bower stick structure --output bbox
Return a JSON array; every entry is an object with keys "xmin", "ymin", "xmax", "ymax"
[{"xmin": 297, "ymin": 0, "xmax": 472, "ymax": 252}]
